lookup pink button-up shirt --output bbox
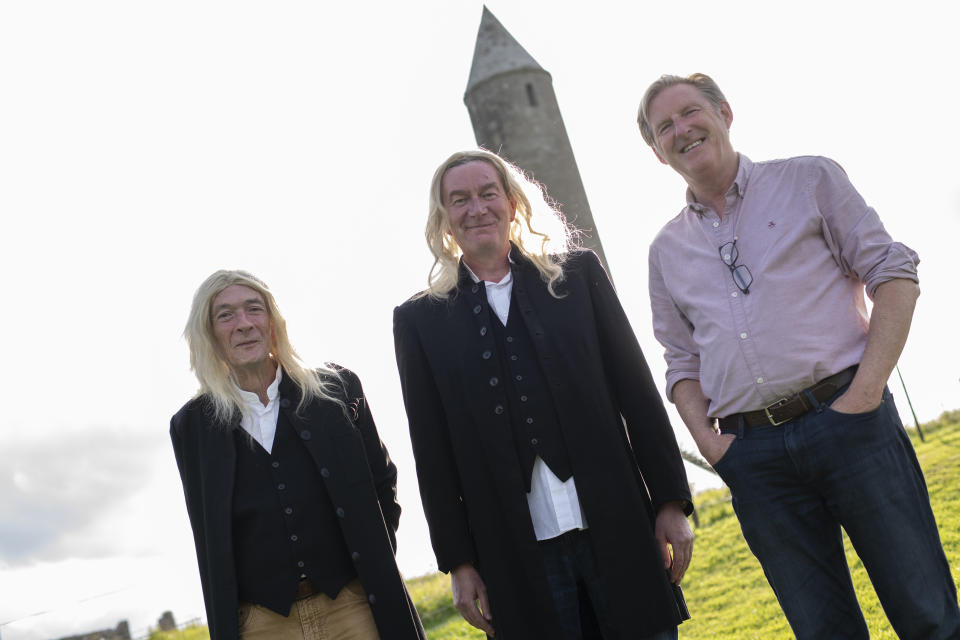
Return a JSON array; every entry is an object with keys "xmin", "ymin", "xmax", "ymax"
[{"xmin": 648, "ymin": 154, "xmax": 919, "ymax": 418}]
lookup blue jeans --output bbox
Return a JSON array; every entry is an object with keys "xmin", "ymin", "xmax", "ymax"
[
  {"xmin": 714, "ymin": 386, "xmax": 960, "ymax": 640},
  {"xmin": 538, "ymin": 529, "xmax": 678, "ymax": 640}
]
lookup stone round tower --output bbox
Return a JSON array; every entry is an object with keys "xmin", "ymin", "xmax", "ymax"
[{"xmin": 464, "ymin": 7, "xmax": 608, "ymax": 271}]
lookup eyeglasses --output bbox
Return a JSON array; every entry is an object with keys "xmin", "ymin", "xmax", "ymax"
[{"xmin": 719, "ymin": 238, "xmax": 752, "ymax": 294}]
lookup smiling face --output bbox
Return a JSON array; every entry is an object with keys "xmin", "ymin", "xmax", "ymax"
[
  {"xmin": 441, "ymin": 160, "xmax": 516, "ymax": 266},
  {"xmin": 210, "ymin": 284, "xmax": 274, "ymax": 373},
  {"xmin": 647, "ymin": 83, "xmax": 736, "ymax": 185}
]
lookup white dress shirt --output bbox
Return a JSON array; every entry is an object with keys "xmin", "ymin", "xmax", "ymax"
[
  {"xmin": 464, "ymin": 261, "xmax": 588, "ymax": 541},
  {"xmin": 236, "ymin": 365, "xmax": 283, "ymax": 454}
]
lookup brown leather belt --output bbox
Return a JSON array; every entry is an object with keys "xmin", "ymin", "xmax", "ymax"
[
  {"xmin": 718, "ymin": 366, "xmax": 857, "ymax": 430},
  {"xmin": 295, "ymin": 578, "xmax": 320, "ymax": 600}
]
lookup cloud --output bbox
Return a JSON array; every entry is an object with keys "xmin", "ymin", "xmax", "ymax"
[{"xmin": 0, "ymin": 426, "xmax": 167, "ymax": 565}]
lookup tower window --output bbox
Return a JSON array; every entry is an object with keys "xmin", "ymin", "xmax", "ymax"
[{"xmin": 525, "ymin": 83, "xmax": 538, "ymax": 107}]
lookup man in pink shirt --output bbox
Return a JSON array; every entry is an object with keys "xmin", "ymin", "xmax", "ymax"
[{"xmin": 640, "ymin": 73, "xmax": 959, "ymax": 639}]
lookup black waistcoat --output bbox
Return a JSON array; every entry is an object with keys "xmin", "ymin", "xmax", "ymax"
[
  {"xmin": 231, "ymin": 410, "xmax": 356, "ymax": 615},
  {"xmin": 489, "ymin": 292, "xmax": 573, "ymax": 491}
]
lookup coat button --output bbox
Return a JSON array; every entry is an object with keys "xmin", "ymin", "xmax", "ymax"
[
  {"xmin": 506, "ymin": 336, "xmax": 513, "ymax": 342},
  {"xmin": 471, "ymin": 284, "xmax": 479, "ymax": 293},
  {"xmin": 473, "ymin": 304, "xmax": 482, "ymax": 314},
  {"xmin": 271, "ymin": 461, "xmax": 280, "ymax": 469},
  {"xmin": 510, "ymin": 355, "xmax": 518, "ymax": 361},
  {"xmin": 367, "ymin": 594, "xmax": 377, "ymax": 605},
  {"xmin": 531, "ymin": 438, "xmax": 539, "ymax": 445},
  {"xmin": 279, "ymin": 399, "xmax": 291, "ymax": 408},
  {"xmin": 277, "ymin": 483, "xmax": 286, "ymax": 490},
  {"xmin": 480, "ymin": 326, "xmax": 487, "ymax": 336},
  {"xmin": 351, "ymin": 551, "xmax": 361, "ymax": 562},
  {"xmin": 297, "ymin": 560, "xmax": 305, "ymax": 568},
  {"xmin": 520, "ymin": 395, "xmax": 528, "ymax": 402},
  {"xmin": 290, "ymin": 534, "xmax": 298, "ymax": 542},
  {"xmin": 515, "ymin": 375, "xmax": 523, "ymax": 381},
  {"xmin": 300, "ymin": 430, "xmax": 312, "ymax": 440},
  {"xmin": 285, "ymin": 507, "xmax": 293, "ymax": 515},
  {"xmin": 482, "ymin": 350, "xmax": 492, "ymax": 360},
  {"xmin": 526, "ymin": 417, "xmax": 534, "ymax": 424},
  {"xmin": 494, "ymin": 405, "xmax": 504, "ymax": 415},
  {"xmin": 320, "ymin": 468, "xmax": 330, "ymax": 478},
  {"xmin": 336, "ymin": 507, "xmax": 345, "ymax": 518},
  {"xmin": 489, "ymin": 377, "xmax": 499, "ymax": 387}
]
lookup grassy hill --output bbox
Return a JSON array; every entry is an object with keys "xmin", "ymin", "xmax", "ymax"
[{"xmin": 153, "ymin": 411, "xmax": 960, "ymax": 640}]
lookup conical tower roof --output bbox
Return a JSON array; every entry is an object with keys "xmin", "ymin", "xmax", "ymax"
[{"xmin": 466, "ymin": 7, "xmax": 545, "ymax": 94}]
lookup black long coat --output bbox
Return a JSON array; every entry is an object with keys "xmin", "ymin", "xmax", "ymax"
[
  {"xmin": 393, "ymin": 250, "xmax": 692, "ymax": 639},
  {"xmin": 170, "ymin": 367, "xmax": 425, "ymax": 640}
]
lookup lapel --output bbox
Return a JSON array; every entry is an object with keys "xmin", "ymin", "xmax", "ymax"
[
  {"xmin": 512, "ymin": 251, "xmax": 591, "ymax": 359},
  {"xmin": 510, "ymin": 250, "xmax": 569, "ymax": 354},
  {"xmin": 277, "ymin": 370, "xmax": 354, "ymax": 468},
  {"xmin": 508, "ymin": 252, "xmax": 589, "ymax": 414}
]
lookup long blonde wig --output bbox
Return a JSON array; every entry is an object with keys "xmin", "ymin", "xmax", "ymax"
[
  {"xmin": 423, "ymin": 149, "xmax": 578, "ymax": 299},
  {"xmin": 184, "ymin": 269, "xmax": 342, "ymax": 425}
]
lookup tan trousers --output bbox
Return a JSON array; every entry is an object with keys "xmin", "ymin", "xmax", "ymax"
[{"xmin": 238, "ymin": 579, "xmax": 381, "ymax": 640}]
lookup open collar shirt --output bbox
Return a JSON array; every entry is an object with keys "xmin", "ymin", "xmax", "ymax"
[
  {"xmin": 462, "ymin": 258, "xmax": 588, "ymax": 541},
  {"xmin": 648, "ymin": 154, "xmax": 919, "ymax": 419},
  {"xmin": 235, "ymin": 365, "xmax": 283, "ymax": 453}
]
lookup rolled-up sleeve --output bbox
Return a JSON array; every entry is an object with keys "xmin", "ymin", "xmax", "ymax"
[
  {"xmin": 648, "ymin": 243, "xmax": 701, "ymax": 402},
  {"xmin": 812, "ymin": 157, "xmax": 919, "ymax": 299}
]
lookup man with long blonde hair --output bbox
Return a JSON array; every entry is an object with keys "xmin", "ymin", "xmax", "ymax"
[
  {"xmin": 172, "ymin": 269, "xmax": 424, "ymax": 640},
  {"xmin": 394, "ymin": 150, "xmax": 693, "ymax": 639}
]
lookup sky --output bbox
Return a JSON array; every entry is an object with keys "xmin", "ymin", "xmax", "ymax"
[{"xmin": 1, "ymin": 1, "xmax": 958, "ymax": 638}]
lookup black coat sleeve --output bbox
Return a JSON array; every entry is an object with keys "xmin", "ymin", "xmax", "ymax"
[
  {"xmin": 393, "ymin": 303, "xmax": 477, "ymax": 573},
  {"xmin": 170, "ymin": 413, "xmax": 205, "ymax": 561},
  {"xmin": 580, "ymin": 251, "xmax": 692, "ymax": 514},
  {"xmin": 169, "ymin": 408, "xmax": 230, "ymax": 640},
  {"xmin": 339, "ymin": 368, "xmax": 402, "ymax": 544}
]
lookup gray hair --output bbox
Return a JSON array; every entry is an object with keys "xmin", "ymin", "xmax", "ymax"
[{"xmin": 637, "ymin": 73, "xmax": 728, "ymax": 146}]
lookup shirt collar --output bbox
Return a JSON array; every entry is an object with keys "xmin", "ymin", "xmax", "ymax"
[
  {"xmin": 235, "ymin": 363, "xmax": 283, "ymax": 408},
  {"xmin": 685, "ymin": 153, "xmax": 752, "ymax": 214},
  {"xmin": 462, "ymin": 251, "xmax": 515, "ymax": 286}
]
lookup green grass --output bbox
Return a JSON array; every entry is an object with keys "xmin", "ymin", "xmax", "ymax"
[
  {"xmin": 149, "ymin": 625, "xmax": 210, "ymax": 640},
  {"xmin": 167, "ymin": 411, "xmax": 960, "ymax": 639}
]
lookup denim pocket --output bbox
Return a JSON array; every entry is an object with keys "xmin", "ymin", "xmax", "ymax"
[
  {"xmin": 819, "ymin": 391, "xmax": 901, "ymax": 455},
  {"xmin": 822, "ymin": 384, "xmax": 893, "ymax": 417},
  {"xmin": 710, "ymin": 436, "xmax": 740, "ymax": 476},
  {"xmin": 823, "ymin": 401, "xmax": 883, "ymax": 420}
]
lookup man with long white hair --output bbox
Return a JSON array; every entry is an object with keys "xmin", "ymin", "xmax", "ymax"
[
  {"xmin": 172, "ymin": 269, "xmax": 425, "ymax": 640},
  {"xmin": 394, "ymin": 149, "xmax": 693, "ymax": 639}
]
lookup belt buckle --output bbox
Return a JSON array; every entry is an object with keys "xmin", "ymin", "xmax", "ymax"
[{"xmin": 763, "ymin": 397, "xmax": 792, "ymax": 426}]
